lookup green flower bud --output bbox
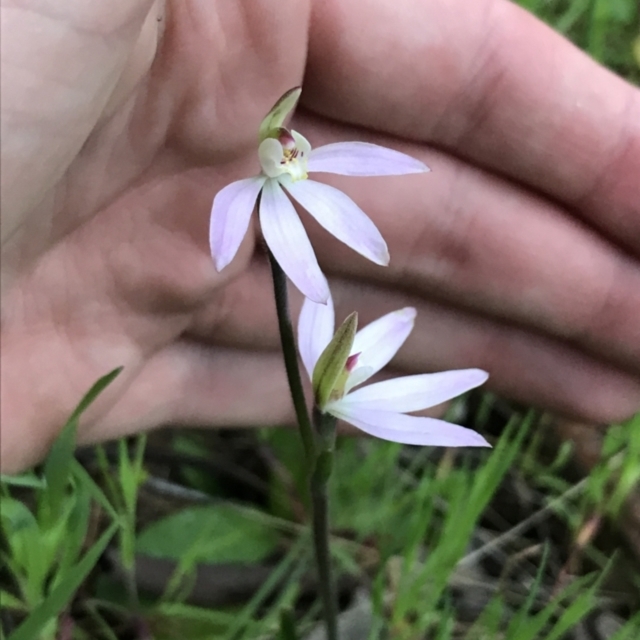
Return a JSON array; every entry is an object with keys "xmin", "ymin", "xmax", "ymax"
[{"xmin": 312, "ymin": 312, "xmax": 358, "ymax": 409}]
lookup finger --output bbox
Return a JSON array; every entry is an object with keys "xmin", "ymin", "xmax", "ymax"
[
  {"xmin": 188, "ymin": 258, "xmax": 640, "ymax": 423},
  {"xmin": 2, "ymin": 0, "xmax": 310, "ymax": 278},
  {"xmin": 79, "ymin": 344, "xmax": 295, "ymax": 444},
  {"xmin": 162, "ymin": 0, "xmax": 310, "ymax": 157},
  {"xmin": 305, "ymin": 0, "xmax": 640, "ymax": 251},
  {"xmin": 82, "ymin": 340, "xmax": 447, "ymax": 444},
  {"xmin": 0, "ymin": 341, "xmax": 293, "ymax": 474},
  {"xmin": 1, "ymin": 0, "xmax": 159, "ymax": 238},
  {"xmin": 293, "ymin": 114, "xmax": 640, "ymax": 374},
  {"xmin": 341, "ymin": 282, "xmax": 640, "ymax": 424}
]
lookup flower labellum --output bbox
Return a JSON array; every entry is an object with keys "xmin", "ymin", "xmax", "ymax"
[
  {"xmin": 209, "ymin": 87, "xmax": 430, "ymax": 303},
  {"xmin": 297, "ymin": 293, "xmax": 491, "ymax": 448}
]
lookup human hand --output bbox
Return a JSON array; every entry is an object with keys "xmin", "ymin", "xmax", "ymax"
[
  {"xmin": 2, "ymin": 0, "xmax": 639, "ymax": 473},
  {"xmin": 1, "ymin": 0, "xmax": 311, "ymax": 472}
]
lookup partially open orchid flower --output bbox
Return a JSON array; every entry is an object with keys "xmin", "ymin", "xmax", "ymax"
[
  {"xmin": 209, "ymin": 87, "xmax": 429, "ymax": 303},
  {"xmin": 298, "ymin": 293, "xmax": 491, "ymax": 447}
]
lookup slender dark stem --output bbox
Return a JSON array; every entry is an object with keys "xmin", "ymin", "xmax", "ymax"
[
  {"xmin": 311, "ymin": 408, "xmax": 339, "ymax": 640},
  {"xmin": 266, "ymin": 249, "xmax": 338, "ymax": 637},
  {"xmin": 267, "ymin": 250, "xmax": 315, "ymax": 463}
]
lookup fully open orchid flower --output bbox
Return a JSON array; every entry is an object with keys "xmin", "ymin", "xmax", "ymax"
[
  {"xmin": 209, "ymin": 88, "xmax": 429, "ymax": 303},
  {"xmin": 298, "ymin": 294, "xmax": 491, "ymax": 447}
]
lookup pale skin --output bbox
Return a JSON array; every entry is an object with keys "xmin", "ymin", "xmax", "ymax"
[{"xmin": 2, "ymin": 0, "xmax": 640, "ymax": 473}]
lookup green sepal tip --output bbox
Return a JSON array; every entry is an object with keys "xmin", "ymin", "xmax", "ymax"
[
  {"xmin": 312, "ymin": 311, "xmax": 358, "ymax": 409},
  {"xmin": 258, "ymin": 87, "xmax": 302, "ymax": 143}
]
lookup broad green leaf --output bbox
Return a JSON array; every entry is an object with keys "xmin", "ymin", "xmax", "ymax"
[
  {"xmin": 136, "ymin": 504, "xmax": 279, "ymax": 564},
  {"xmin": 8, "ymin": 522, "xmax": 118, "ymax": 640}
]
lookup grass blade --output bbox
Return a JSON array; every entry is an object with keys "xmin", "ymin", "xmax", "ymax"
[
  {"xmin": 8, "ymin": 522, "xmax": 118, "ymax": 640},
  {"xmin": 40, "ymin": 367, "xmax": 123, "ymax": 528}
]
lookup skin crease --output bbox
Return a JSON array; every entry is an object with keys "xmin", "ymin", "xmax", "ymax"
[{"xmin": 1, "ymin": 0, "xmax": 640, "ymax": 473}]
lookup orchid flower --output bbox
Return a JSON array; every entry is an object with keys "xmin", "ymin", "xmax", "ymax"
[
  {"xmin": 209, "ymin": 88, "xmax": 429, "ymax": 303},
  {"xmin": 298, "ymin": 294, "xmax": 491, "ymax": 447}
]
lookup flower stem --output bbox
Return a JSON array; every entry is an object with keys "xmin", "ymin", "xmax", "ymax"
[
  {"xmin": 267, "ymin": 251, "xmax": 339, "ymax": 638},
  {"xmin": 311, "ymin": 407, "xmax": 339, "ymax": 640},
  {"xmin": 267, "ymin": 250, "xmax": 315, "ymax": 463}
]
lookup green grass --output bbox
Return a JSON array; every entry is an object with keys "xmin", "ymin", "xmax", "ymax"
[
  {"xmin": 3, "ymin": 396, "xmax": 640, "ymax": 638},
  {"xmin": 1, "ymin": 1, "xmax": 639, "ymax": 638}
]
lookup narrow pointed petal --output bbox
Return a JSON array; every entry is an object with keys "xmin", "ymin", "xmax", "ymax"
[
  {"xmin": 307, "ymin": 142, "xmax": 429, "ymax": 176},
  {"xmin": 347, "ymin": 307, "xmax": 416, "ymax": 386},
  {"xmin": 338, "ymin": 369, "xmax": 489, "ymax": 413},
  {"xmin": 291, "ymin": 130, "xmax": 311, "ymax": 156},
  {"xmin": 344, "ymin": 365, "xmax": 374, "ymax": 393},
  {"xmin": 259, "ymin": 179, "xmax": 329, "ymax": 303},
  {"xmin": 209, "ymin": 177, "xmax": 265, "ymax": 271},
  {"xmin": 283, "ymin": 179, "xmax": 389, "ymax": 265},
  {"xmin": 298, "ymin": 295, "xmax": 335, "ymax": 379},
  {"xmin": 329, "ymin": 406, "xmax": 491, "ymax": 447}
]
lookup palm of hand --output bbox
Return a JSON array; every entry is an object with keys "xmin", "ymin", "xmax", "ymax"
[{"xmin": 2, "ymin": 0, "xmax": 311, "ymax": 469}]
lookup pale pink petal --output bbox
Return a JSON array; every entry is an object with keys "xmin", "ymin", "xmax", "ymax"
[
  {"xmin": 339, "ymin": 369, "xmax": 489, "ymax": 413},
  {"xmin": 343, "ymin": 366, "xmax": 374, "ymax": 393},
  {"xmin": 347, "ymin": 307, "xmax": 416, "ymax": 387},
  {"xmin": 297, "ymin": 294, "xmax": 335, "ymax": 379},
  {"xmin": 307, "ymin": 142, "xmax": 429, "ymax": 176},
  {"xmin": 283, "ymin": 179, "xmax": 389, "ymax": 266},
  {"xmin": 259, "ymin": 179, "xmax": 329, "ymax": 303},
  {"xmin": 209, "ymin": 177, "xmax": 265, "ymax": 271},
  {"xmin": 328, "ymin": 406, "xmax": 490, "ymax": 447}
]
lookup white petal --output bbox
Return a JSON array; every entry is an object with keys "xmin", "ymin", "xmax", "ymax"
[
  {"xmin": 339, "ymin": 369, "xmax": 489, "ymax": 413},
  {"xmin": 258, "ymin": 138, "xmax": 285, "ymax": 178},
  {"xmin": 283, "ymin": 180, "xmax": 389, "ymax": 266},
  {"xmin": 307, "ymin": 142, "xmax": 429, "ymax": 176},
  {"xmin": 344, "ymin": 366, "xmax": 374, "ymax": 394},
  {"xmin": 297, "ymin": 294, "xmax": 335, "ymax": 379},
  {"xmin": 291, "ymin": 130, "xmax": 312, "ymax": 156},
  {"xmin": 347, "ymin": 307, "xmax": 416, "ymax": 386},
  {"xmin": 209, "ymin": 177, "xmax": 265, "ymax": 271},
  {"xmin": 259, "ymin": 179, "xmax": 329, "ymax": 303},
  {"xmin": 328, "ymin": 406, "xmax": 490, "ymax": 448}
]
